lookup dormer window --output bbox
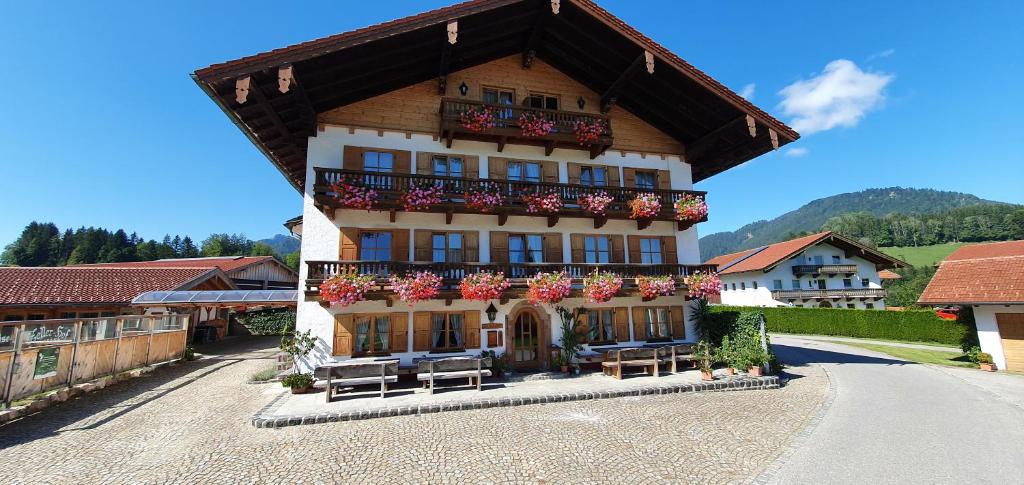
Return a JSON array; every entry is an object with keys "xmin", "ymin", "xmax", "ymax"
[{"xmin": 527, "ymin": 93, "xmax": 559, "ymax": 110}]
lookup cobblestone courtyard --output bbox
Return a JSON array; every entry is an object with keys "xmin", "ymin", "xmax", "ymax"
[{"xmin": 0, "ymin": 338, "xmax": 828, "ymax": 484}]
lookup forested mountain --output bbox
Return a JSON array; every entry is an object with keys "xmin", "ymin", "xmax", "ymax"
[
  {"xmin": 259, "ymin": 234, "xmax": 301, "ymax": 256},
  {"xmin": 699, "ymin": 187, "xmax": 1011, "ymax": 260}
]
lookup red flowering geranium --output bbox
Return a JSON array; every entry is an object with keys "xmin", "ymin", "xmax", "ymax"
[
  {"xmin": 683, "ymin": 271, "xmax": 721, "ymax": 299},
  {"xmin": 389, "ymin": 271, "xmax": 442, "ymax": 305},
  {"xmin": 522, "ymin": 191, "xmax": 563, "ymax": 214},
  {"xmin": 674, "ymin": 193, "xmax": 708, "ymax": 224},
  {"xmin": 573, "ymin": 119, "xmax": 606, "ymax": 145},
  {"xmin": 637, "ymin": 275, "xmax": 675, "ymax": 300},
  {"xmin": 459, "ymin": 272, "xmax": 511, "ymax": 301},
  {"xmin": 518, "ymin": 112, "xmax": 554, "ymax": 137},
  {"xmin": 401, "ymin": 183, "xmax": 443, "ymax": 212},
  {"xmin": 330, "ymin": 179, "xmax": 379, "ymax": 211},
  {"xmin": 629, "ymin": 193, "xmax": 662, "ymax": 219},
  {"xmin": 460, "ymin": 106, "xmax": 496, "ymax": 132},
  {"xmin": 582, "ymin": 270, "xmax": 623, "ymax": 304},
  {"xmin": 579, "ymin": 192, "xmax": 614, "ymax": 217},
  {"xmin": 320, "ymin": 273, "xmax": 376, "ymax": 307},
  {"xmin": 526, "ymin": 271, "xmax": 572, "ymax": 305},
  {"xmin": 464, "ymin": 182, "xmax": 505, "ymax": 213}
]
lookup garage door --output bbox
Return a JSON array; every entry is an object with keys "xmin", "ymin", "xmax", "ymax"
[{"xmin": 996, "ymin": 313, "xmax": 1024, "ymax": 372}]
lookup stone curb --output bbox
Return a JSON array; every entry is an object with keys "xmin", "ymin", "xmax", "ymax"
[{"xmin": 251, "ymin": 375, "xmax": 781, "ymax": 429}]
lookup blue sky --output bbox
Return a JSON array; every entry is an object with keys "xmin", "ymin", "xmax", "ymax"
[{"xmin": 1, "ymin": 1, "xmax": 1021, "ymax": 247}]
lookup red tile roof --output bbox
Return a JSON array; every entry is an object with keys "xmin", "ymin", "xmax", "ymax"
[
  {"xmin": 704, "ymin": 232, "xmax": 905, "ymax": 275},
  {"xmin": 878, "ymin": 269, "xmax": 902, "ymax": 280},
  {"xmin": 919, "ymin": 240, "xmax": 1024, "ymax": 305},
  {"xmin": 705, "ymin": 247, "xmax": 763, "ymax": 270},
  {"xmin": 0, "ymin": 267, "xmax": 221, "ymax": 306},
  {"xmin": 84, "ymin": 256, "xmax": 278, "ymax": 274}
]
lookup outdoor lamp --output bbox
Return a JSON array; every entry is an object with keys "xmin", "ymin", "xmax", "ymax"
[
  {"xmin": 485, "ymin": 302, "xmax": 498, "ymax": 323},
  {"xmin": 458, "ymin": 82, "xmax": 469, "ymax": 96}
]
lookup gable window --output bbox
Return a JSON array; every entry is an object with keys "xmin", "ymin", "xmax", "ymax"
[
  {"xmin": 843, "ymin": 279, "xmax": 853, "ymax": 288},
  {"xmin": 526, "ymin": 93, "xmax": 559, "ymax": 110},
  {"xmin": 773, "ymin": 280, "xmax": 783, "ymax": 290},
  {"xmin": 588, "ymin": 309, "xmax": 616, "ymax": 343},
  {"xmin": 580, "ymin": 166, "xmax": 608, "ymax": 187},
  {"xmin": 741, "ymin": 282, "xmax": 746, "ymax": 290},
  {"xmin": 507, "ymin": 161, "xmax": 542, "ymax": 183},
  {"xmin": 638, "ymin": 238, "xmax": 663, "ymax": 264},
  {"xmin": 354, "ymin": 314, "xmax": 390, "ymax": 354},
  {"xmin": 585, "ymin": 236, "xmax": 611, "ymax": 264},
  {"xmin": 432, "ymin": 312, "xmax": 464, "ymax": 351},
  {"xmin": 862, "ymin": 278, "xmax": 870, "ymax": 287},
  {"xmin": 813, "ymin": 255, "xmax": 824, "ymax": 265},
  {"xmin": 432, "ymin": 232, "xmax": 464, "ymax": 263},
  {"xmin": 635, "ymin": 170, "xmax": 657, "ymax": 190},
  {"xmin": 360, "ymin": 232, "xmax": 392, "ymax": 261},
  {"xmin": 792, "ymin": 279, "xmax": 801, "ymax": 290},
  {"xmin": 483, "ymin": 87, "xmax": 515, "ymax": 125},
  {"xmin": 509, "ymin": 234, "xmax": 544, "ymax": 264},
  {"xmin": 832, "ymin": 255, "xmax": 842, "ymax": 264}
]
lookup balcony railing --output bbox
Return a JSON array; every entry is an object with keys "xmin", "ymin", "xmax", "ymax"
[
  {"xmin": 313, "ymin": 168, "xmax": 707, "ymax": 230},
  {"xmin": 439, "ymin": 98, "xmax": 613, "ymax": 158},
  {"xmin": 791, "ymin": 264, "xmax": 859, "ymax": 276},
  {"xmin": 771, "ymin": 288, "xmax": 886, "ymax": 300},
  {"xmin": 304, "ymin": 260, "xmax": 717, "ymax": 298}
]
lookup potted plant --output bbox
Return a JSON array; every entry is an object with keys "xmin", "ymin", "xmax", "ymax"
[
  {"xmin": 479, "ymin": 350, "xmax": 511, "ymax": 378},
  {"xmin": 553, "ymin": 352, "xmax": 568, "ymax": 373},
  {"xmin": 716, "ymin": 335, "xmax": 735, "ymax": 375},
  {"xmin": 696, "ymin": 340, "xmax": 714, "ymax": 381},
  {"xmin": 464, "ymin": 182, "xmax": 505, "ymax": 213},
  {"xmin": 319, "ymin": 273, "xmax": 376, "ymax": 307},
  {"xmin": 978, "ymin": 352, "xmax": 997, "ymax": 372},
  {"xmin": 281, "ymin": 373, "xmax": 314, "ymax": 394},
  {"xmin": 556, "ymin": 307, "xmax": 585, "ymax": 373},
  {"xmin": 526, "ymin": 271, "xmax": 572, "ymax": 305},
  {"xmin": 578, "ymin": 192, "xmax": 613, "ymax": 217},
  {"xmin": 683, "ymin": 271, "xmax": 722, "ymax": 300},
  {"xmin": 388, "ymin": 271, "xmax": 442, "ymax": 305},
  {"xmin": 628, "ymin": 193, "xmax": 662, "ymax": 219},
  {"xmin": 572, "ymin": 118, "xmax": 607, "ymax": 145},
  {"xmin": 582, "ymin": 270, "xmax": 623, "ymax": 304},
  {"xmin": 519, "ymin": 111, "xmax": 554, "ymax": 137},
  {"xmin": 522, "ymin": 191, "xmax": 563, "ymax": 214},
  {"xmin": 459, "ymin": 271, "xmax": 511, "ymax": 301},
  {"xmin": 280, "ymin": 329, "xmax": 316, "ymax": 393},
  {"xmin": 673, "ymin": 193, "xmax": 708, "ymax": 224},
  {"xmin": 637, "ymin": 275, "xmax": 675, "ymax": 301},
  {"xmin": 459, "ymin": 106, "xmax": 495, "ymax": 132},
  {"xmin": 400, "ymin": 182, "xmax": 443, "ymax": 212},
  {"xmin": 330, "ymin": 179, "xmax": 379, "ymax": 211}
]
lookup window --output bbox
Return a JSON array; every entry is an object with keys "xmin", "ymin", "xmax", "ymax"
[
  {"xmin": 638, "ymin": 238, "xmax": 663, "ymax": 264},
  {"xmin": 722, "ymin": 284, "xmax": 728, "ymax": 292},
  {"xmin": 509, "ymin": 234, "xmax": 544, "ymax": 263},
  {"xmin": 861, "ymin": 278, "xmax": 870, "ymax": 287},
  {"xmin": 580, "ymin": 166, "xmax": 608, "ymax": 187},
  {"xmin": 60, "ymin": 312, "xmax": 76, "ymax": 319},
  {"xmin": 431, "ymin": 312, "xmax": 464, "ymax": 351},
  {"xmin": 27, "ymin": 314, "xmax": 46, "ymax": 321},
  {"xmin": 588, "ymin": 309, "xmax": 616, "ymax": 343},
  {"xmin": 526, "ymin": 93, "xmax": 559, "ymax": 110},
  {"xmin": 483, "ymin": 87, "xmax": 515, "ymax": 125},
  {"xmin": 753, "ymin": 281, "xmax": 759, "ymax": 290},
  {"xmin": 432, "ymin": 232, "xmax": 464, "ymax": 263},
  {"xmin": 585, "ymin": 236, "xmax": 611, "ymax": 263},
  {"xmin": 773, "ymin": 280, "xmax": 783, "ymax": 290},
  {"xmin": 865, "ymin": 303, "xmax": 875, "ymax": 310},
  {"xmin": 731, "ymin": 283, "xmax": 736, "ymax": 291},
  {"xmin": 843, "ymin": 279, "xmax": 853, "ymax": 288},
  {"xmin": 3, "ymin": 315, "xmax": 24, "ymax": 322},
  {"xmin": 847, "ymin": 304, "xmax": 856, "ymax": 309},
  {"xmin": 432, "ymin": 155, "xmax": 463, "ymax": 179},
  {"xmin": 741, "ymin": 282, "xmax": 746, "ymax": 290},
  {"xmin": 507, "ymin": 161, "xmax": 541, "ymax": 183},
  {"xmin": 816, "ymin": 279, "xmax": 826, "ymax": 290},
  {"xmin": 832, "ymin": 255, "xmax": 841, "ymax": 264},
  {"xmin": 79, "ymin": 312, "xmax": 99, "ymax": 319},
  {"xmin": 354, "ymin": 314, "xmax": 390, "ymax": 354},
  {"xmin": 643, "ymin": 307, "xmax": 673, "ymax": 340},
  {"xmin": 792, "ymin": 279, "xmax": 801, "ymax": 290},
  {"xmin": 359, "ymin": 232, "xmax": 392, "ymax": 261},
  {"xmin": 635, "ymin": 170, "xmax": 657, "ymax": 190},
  {"xmin": 101, "ymin": 312, "xmax": 116, "ymax": 317},
  {"xmin": 362, "ymin": 151, "xmax": 394, "ymax": 173},
  {"xmin": 813, "ymin": 255, "xmax": 824, "ymax": 265}
]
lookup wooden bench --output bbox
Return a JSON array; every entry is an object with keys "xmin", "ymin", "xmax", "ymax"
[
  {"xmin": 657, "ymin": 344, "xmax": 696, "ymax": 373},
  {"xmin": 314, "ymin": 361, "xmax": 399, "ymax": 402},
  {"xmin": 601, "ymin": 348, "xmax": 662, "ymax": 379},
  {"xmin": 416, "ymin": 356, "xmax": 492, "ymax": 395}
]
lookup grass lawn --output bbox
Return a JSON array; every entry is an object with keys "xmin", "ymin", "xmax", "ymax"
[
  {"xmin": 781, "ymin": 334, "xmax": 959, "ymax": 349},
  {"xmin": 879, "ymin": 242, "xmax": 967, "ymax": 267},
  {"xmin": 824, "ymin": 340, "xmax": 977, "ymax": 369}
]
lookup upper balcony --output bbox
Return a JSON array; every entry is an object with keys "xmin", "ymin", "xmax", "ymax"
[
  {"xmin": 791, "ymin": 264, "xmax": 858, "ymax": 276},
  {"xmin": 771, "ymin": 288, "xmax": 886, "ymax": 301},
  {"xmin": 313, "ymin": 168, "xmax": 707, "ymax": 231},
  {"xmin": 439, "ymin": 98, "xmax": 613, "ymax": 158}
]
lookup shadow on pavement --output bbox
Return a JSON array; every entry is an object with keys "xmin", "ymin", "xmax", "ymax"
[{"xmin": 772, "ymin": 343, "xmax": 911, "ymax": 367}]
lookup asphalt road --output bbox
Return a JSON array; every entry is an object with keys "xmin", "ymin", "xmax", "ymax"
[{"xmin": 766, "ymin": 335, "xmax": 1024, "ymax": 484}]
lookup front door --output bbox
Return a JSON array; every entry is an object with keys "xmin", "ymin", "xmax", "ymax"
[
  {"xmin": 996, "ymin": 313, "xmax": 1024, "ymax": 372},
  {"xmin": 510, "ymin": 310, "xmax": 543, "ymax": 369}
]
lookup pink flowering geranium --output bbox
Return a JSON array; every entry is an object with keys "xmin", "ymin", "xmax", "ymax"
[
  {"xmin": 330, "ymin": 180, "xmax": 379, "ymax": 211},
  {"xmin": 460, "ymin": 106, "xmax": 496, "ymax": 132},
  {"xmin": 578, "ymin": 192, "xmax": 614, "ymax": 217},
  {"xmin": 629, "ymin": 193, "xmax": 662, "ymax": 219},
  {"xmin": 459, "ymin": 272, "xmax": 511, "ymax": 301},
  {"xmin": 526, "ymin": 271, "xmax": 572, "ymax": 305},
  {"xmin": 464, "ymin": 183, "xmax": 505, "ymax": 213},
  {"xmin": 518, "ymin": 112, "xmax": 554, "ymax": 137},
  {"xmin": 683, "ymin": 271, "xmax": 722, "ymax": 299},
  {"xmin": 320, "ymin": 273, "xmax": 376, "ymax": 307},
  {"xmin": 573, "ymin": 119, "xmax": 606, "ymax": 145},
  {"xmin": 582, "ymin": 270, "xmax": 623, "ymax": 304},
  {"xmin": 522, "ymin": 191, "xmax": 563, "ymax": 214},
  {"xmin": 674, "ymin": 193, "xmax": 708, "ymax": 224},
  {"xmin": 401, "ymin": 183, "xmax": 443, "ymax": 212},
  {"xmin": 637, "ymin": 275, "xmax": 676, "ymax": 300},
  {"xmin": 388, "ymin": 271, "xmax": 442, "ymax": 305}
]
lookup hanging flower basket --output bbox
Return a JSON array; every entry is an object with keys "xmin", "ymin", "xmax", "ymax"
[
  {"xmin": 522, "ymin": 191, "xmax": 563, "ymax": 214},
  {"xmin": 674, "ymin": 193, "xmax": 708, "ymax": 224},
  {"xmin": 637, "ymin": 275, "xmax": 676, "ymax": 300},
  {"xmin": 401, "ymin": 183, "xmax": 443, "ymax": 212},
  {"xmin": 518, "ymin": 111, "xmax": 554, "ymax": 137},
  {"xmin": 388, "ymin": 271, "xmax": 442, "ymax": 305},
  {"xmin": 572, "ymin": 119, "xmax": 607, "ymax": 145},
  {"xmin": 582, "ymin": 270, "xmax": 623, "ymax": 304},
  {"xmin": 578, "ymin": 192, "xmax": 614, "ymax": 217},
  {"xmin": 683, "ymin": 271, "xmax": 722, "ymax": 299},
  {"xmin": 459, "ymin": 106, "xmax": 496, "ymax": 132},
  {"xmin": 459, "ymin": 271, "xmax": 511, "ymax": 301},
  {"xmin": 320, "ymin": 273, "xmax": 376, "ymax": 307},
  {"xmin": 330, "ymin": 179, "xmax": 379, "ymax": 211},
  {"xmin": 526, "ymin": 271, "xmax": 573, "ymax": 305},
  {"xmin": 629, "ymin": 193, "xmax": 662, "ymax": 219},
  {"xmin": 464, "ymin": 182, "xmax": 505, "ymax": 213}
]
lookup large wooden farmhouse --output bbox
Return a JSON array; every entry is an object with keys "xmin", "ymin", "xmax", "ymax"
[{"xmin": 193, "ymin": 0, "xmax": 798, "ymax": 370}]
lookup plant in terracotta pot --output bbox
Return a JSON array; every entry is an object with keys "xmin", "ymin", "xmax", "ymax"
[
  {"xmin": 696, "ymin": 340, "xmax": 714, "ymax": 381},
  {"xmin": 279, "ymin": 329, "xmax": 317, "ymax": 393},
  {"xmin": 281, "ymin": 373, "xmax": 314, "ymax": 394},
  {"xmin": 716, "ymin": 335, "xmax": 736, "ymax": 375},
  {"xmin": 977, "ymin": 352, "xmax": 997, "ymax": 372},
  {"xmin": 556, "ymin": 307, "xmax": 585, "ymax": 374}
]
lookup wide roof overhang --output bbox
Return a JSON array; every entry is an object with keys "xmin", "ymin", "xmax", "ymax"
[{"xmin": 193, "ymin": 0, "xmax": 798, "ymax": 193}]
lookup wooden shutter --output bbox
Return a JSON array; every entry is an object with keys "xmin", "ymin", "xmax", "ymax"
[
  {"xmin": 392, "ymin": 229, "xmax": 409, "ymax": 261},
  {"xmin": 390, "ymin": 312, "xmax": 408, "ymax": 352},
  {"xmin": 661, "ymin": 236, "xmax": 678, "ymax": 264},
  {"xmin": 342, "ymin": 146, "xmax": 364, "ymax": 170},
  {"xmin": 623, "ymin": 168, "xmax": 637, "ymax": 188},
  {"xmin": 567, "ymin": 163, "xmax": 582, "ymax": 185},
  {"xmin": 490, "ymin": 231, "xmax": 509, "ymax": 263},
  {"xmin": 413, "ymin": 312, "xmax": 432, "ymax": 351},
  {"xmin": 541, "ymin": 161, "xmax": 559, "ymax": 183},
  {"xmin": 576, "ymin": 311, "xmax": 589, "ymax": 344},
  {"xmin": 570, "ymin": 234, "xmax": 586, "ymax": 263},
  {"xmin": 613, "ymin": 307, "xmax": 629, "ymax": 343},
  {"xmin": 416, "ymin": 152, "xmax": 433, "ymax": 175},
  {"xmin": 334, "ymin": 314, "xmax": 355, "ymax": 356},
  {"xmin": 670, "ymin": 306, "xmax": 685, "ymax": 340},
  {"xmin": 464, "ymin": 311, "xmax": 481, "ymax": 348},
  {"xmin": 627, "ymin": 235, "xmax": 642, "ymax": 264},
  {"xmin": 656, "ymin": 170, "xmax": 671, "ymax": 191},
  {"xmin": 488, "ymin": 157, "xmax": 507, "ymax": 180},
  {"xmin": 464, "ymin": 231, "xmax": 480, "ymax": 262},
  {"xmin": 394, "ymin": 150, "xmax": 411, "ymax": 174},
  {"xmin": 607, "ymin": 166, "xmax": 621, "ymax": 187},
  {"xmin": 543, "ymin": 233, "xmax": 563, "ymax": 263},
  {"xmin": 339, "ymin": 228, "xmax": 359, "ymax": 260},
  {"xmin": 610, "ymin": 235, "xmax": 625, "ymax": 264},
  {"xmin": 464, "ymin": 156, "xmax": 480, "ymax": 180},
  {"xmin": 631, "ymin": 307, "xmax": 646, "ymax": 342},
  {"xmin": 414, "ymin": 230, "xmax": 432, "ymax": 262}
]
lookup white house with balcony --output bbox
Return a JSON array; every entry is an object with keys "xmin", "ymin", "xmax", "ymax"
[{"xmin": 706, "ymin": 232, "xmax": 905, "ymax": 309}]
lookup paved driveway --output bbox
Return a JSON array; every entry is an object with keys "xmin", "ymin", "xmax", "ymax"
[{"xmin": 766, "ymin": 336, "xmax": 1024, "ymax": 484}]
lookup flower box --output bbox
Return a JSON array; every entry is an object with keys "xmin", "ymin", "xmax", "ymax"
[
  {"xmin": 629, "ymin": 193, "xmax": 662, "ymax": 219},
  {"xmin": 459, "ymin": 107, "xmax": 496, "ymax": 132},
  {"xmin": 464, "ymin": 182, "xmax": 505, "ymax": 213},
  {"xmin": 637, "ymin": 275, "xmax": 675, "ymax": 300},
  {"xmin": 401, "ymin": 183, "xmax": 443, "ymax": 212},
  {"xmin": 330, "ymin": 180, "xmax": 379, "ymax": 211},
  {"xmin": 526, "ymin": 271, "xmax": 572, "ymax": 305},
  {"xmin": 572, "ymin": 119, "xmax": 606, "ymax": 145},
  {"xmin": 459, "ymin": 272, "xmax": 511, "ymax": 301},
  {"xmin": 320, "ymin": 273, "xmax": 376, "ymax": 307},
  {"xmin": 683, "ymin": 271, "xmax": 721, "ymax": 299},
  {"xmin": 388, "ymin": 271, "xmax": 442, "ymax": 305},
  {"xmin": 578, "ymin": 192, "xmax": 613, "ymax": 217},
  {"xmin": 674, "ymin": 193, "xmax": 708, "ymax": 224},
  {"xmin": 518, "ymin": 111, "xmax": 554, "ymax": 137},
  {"xmin": 522, "ymin": 191, "xmax": 563, "ymax": 214},
  {"xmin": 582, "ymin": 270, "xmax": 623, "ymax": 303}
]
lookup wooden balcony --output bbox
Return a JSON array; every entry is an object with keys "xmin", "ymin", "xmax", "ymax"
[
  {"xmin": 791, "ymin": 264, "xmax": 859, "ymax": 276},
  {"xmin": 439, "ymin": 98, "xmax": 613, "ymax": 158},
  {"xmin": 313, "ymin": 168, "xmax": 707, "ymax": 230},
  {"xmin": 304, "ymin": 260, "xmax": 717, "ymax": 303},
  {"xmin": 771, "ymin": 288, "xmax": 886, "ymax": 301}
]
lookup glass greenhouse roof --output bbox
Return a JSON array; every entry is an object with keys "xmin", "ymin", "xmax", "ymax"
[{"xmin": 131, "ymin": 290, "xmax": 298, "ymax": 306}]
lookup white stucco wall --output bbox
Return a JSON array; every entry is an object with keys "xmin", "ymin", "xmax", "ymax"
[{"xmin": 973, "ymin": 304, "xmax": 1024, "ymax": 370}]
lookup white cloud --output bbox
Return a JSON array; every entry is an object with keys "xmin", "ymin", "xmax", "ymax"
[
  {"xmin": 778, "ymin": 59, "xmax": 893, "ymax": 135},
  {"xmin": 785, "ymin": 147, "xmax": 809, "ymax": 157},
  {"xmin": 739, "ymin": 83, "xmax": 756, "ymax": 100},
  {"xmin": 868, "ymin": 48, "xmax": 896, "ymax": 61}
]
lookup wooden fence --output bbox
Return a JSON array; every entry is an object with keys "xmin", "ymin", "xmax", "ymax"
[{"xmin": 1, "ymin": 314, "xmax": 189, "ymax": 406}]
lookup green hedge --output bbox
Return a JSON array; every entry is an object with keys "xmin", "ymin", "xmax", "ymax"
[
  {"xmin": 236, "ymin": 309, "xmax": 296, "ymax": 336},
  {"xmin": 710, "ymin": 305, "xmax": 966, "ymax": 346}
]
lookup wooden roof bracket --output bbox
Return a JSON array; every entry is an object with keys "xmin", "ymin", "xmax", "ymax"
[
  {"xmin": 522, "ymin": 7, "xmax": 553, "ymax": 68},
  {"xmin": 600, "ymin": 52, "xmax": 645, "ymax": 113}
]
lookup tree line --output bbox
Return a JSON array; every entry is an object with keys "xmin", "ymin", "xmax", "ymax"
[
  {"xmin": 0, "ymin": 221, "xmax": 297, "ymax": 269},
  {"xmin": 822, "ymin": 204, "xmax": 1024, "ymax": 248}
]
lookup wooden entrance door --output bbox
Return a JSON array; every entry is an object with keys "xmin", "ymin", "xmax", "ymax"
[
  {"xmin": 996, "ymin": 313, "xmax": 1024, "ymax": 372},
  {"xmin": 510, "ymin": 310, "xmax": 543, "ymax": 369}
]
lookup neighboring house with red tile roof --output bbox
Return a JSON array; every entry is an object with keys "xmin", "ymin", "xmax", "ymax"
[
  {"xmin": 0, "ymin": 267, "xmax": 235, "ymax": 321},
  {"xmin": 705, "ymin": 232, "xmax": 906, "ymax": 309},
  {"xmin": 878, "ymin": 269, "xmax": 902, "ymax": 280},
  {"xmin": 83, "ymin": 256, "xmax": 298, "ymax": 290},
  {"xmin": 919, "ymin": 240, "xmax": 1024, "ymax": 372}
]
